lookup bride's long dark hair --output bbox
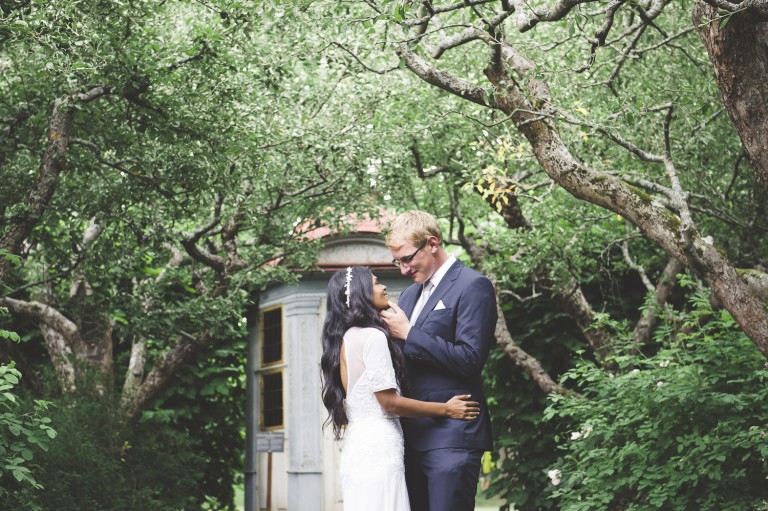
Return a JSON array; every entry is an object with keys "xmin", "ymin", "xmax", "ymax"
[{"xmin": 320, "ymin": 266, "xmax": 406, "ymax": 439}]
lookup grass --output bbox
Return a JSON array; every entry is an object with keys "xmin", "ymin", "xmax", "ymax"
[{"xmin": 232, "ymin": 481, "xmax": 512, "ymax": 510}]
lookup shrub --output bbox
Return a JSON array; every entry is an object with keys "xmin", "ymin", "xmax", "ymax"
[
  {"xmin": 4, "ymin": 396, "xmax": 208, "ymax": 511},
  {"xmin": 0, "ymin": 310, "xmax": 57, "ymax": 501},
  {"xmin": 0, "ymin": 362, "xmax": 56, "ymax": 499},
  {"xmin": 484, "ymin": 300, "xmax": 582, "ymax": 511},
  {"xmin": 543, "ymin": 291, "xmax": 768, "ymax": 510}
]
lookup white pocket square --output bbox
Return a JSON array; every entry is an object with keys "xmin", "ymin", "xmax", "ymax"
[{"xmin": 434, "ymin": 300, "xmax": 446, "ymax": 310}]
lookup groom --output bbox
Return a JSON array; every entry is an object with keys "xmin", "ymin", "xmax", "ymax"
[{"xmin": 381, "ymin": 210, "xmax": 497, "ymax": 511}]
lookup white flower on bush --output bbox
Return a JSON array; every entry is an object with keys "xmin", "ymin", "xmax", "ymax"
[
  {"xmin": 659, "ymin": 360, "xmax": 670, "ymax": 368},
  {"xmin": 570, "ymin": 425, "xmax": 593, "ymax": 441},
  {"xmin": 657, "ymin": 380, "xmax": 665, "ymax": 387},
  {"xmin": 631, "ymin": 368, "xmax": 640, "ymax": 374},
  {"xmin": 547, "ymin": 469, "xmax": 562, "ymax": 486}
]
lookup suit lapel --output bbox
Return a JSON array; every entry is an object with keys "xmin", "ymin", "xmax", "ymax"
[
  {"xmin": 414, "ymin": 260, "xmax": 464, "ymax": 328},
  {"xmin": 398, "ymin": 286, "xmax": 420, "ymax": 318}
]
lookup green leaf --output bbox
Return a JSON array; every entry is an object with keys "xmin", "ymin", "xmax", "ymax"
[
  {"xmin": 394, "ymin": 2, "xmax": 406, "ymax": 21},
  {"xmin": 12, "ymin": 467, "xmax": 31, "ymax": 482}
]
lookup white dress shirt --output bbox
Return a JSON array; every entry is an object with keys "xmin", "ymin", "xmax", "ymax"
[{"xmin": 409, "ymin": 255, "xmax": 456, "ymax": 323}]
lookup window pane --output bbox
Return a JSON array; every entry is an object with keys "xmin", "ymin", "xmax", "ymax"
[
  {"xmin": 262, "ymin": 372, "xmax": 283, "ymax": 429},
  {"xmin": 262, "ymin": 308, "xmax": 282, "ymax": 365}
]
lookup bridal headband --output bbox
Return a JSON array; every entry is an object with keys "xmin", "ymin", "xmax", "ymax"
[{"xmin": 344, "ymin": 266, "xmax": 353, "ymax": 308}]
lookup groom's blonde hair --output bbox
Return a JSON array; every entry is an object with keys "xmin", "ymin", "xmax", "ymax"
[{"xmin": 385, "ymin": 210, "xmax": 443, "ymax": 249}]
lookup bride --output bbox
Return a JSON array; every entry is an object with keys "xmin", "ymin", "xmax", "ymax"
[{"xmin": 320, "ymin": 266, "xmax": 479, "ymax": 511}]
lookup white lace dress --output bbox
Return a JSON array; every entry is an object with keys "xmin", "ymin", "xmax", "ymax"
[{"xmin": 339, "ymin": 327, "xmax": 411, "ymax": 511}]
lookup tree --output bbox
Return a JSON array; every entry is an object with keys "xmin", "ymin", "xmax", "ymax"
[
  {"xmin": 317, "ymin": 0, "xmax": 768, "ymax": 357},
  {"xmin": 1, "ymin": 2, "xmax": 408, "ymax": 504},
  {"xmin": 305, "ymin": 3, "xmax": 768, "ymax": 507},
  {"xmin": 3, "ymin": 1, "xmax": 766, "ymax": 507},
  {"xmin": 0, "ymin": 1, "xmax": 388, "ymax": 417}
]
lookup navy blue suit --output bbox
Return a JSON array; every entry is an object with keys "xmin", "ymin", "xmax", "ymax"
[{"xmin": 395, "ymin": 259, "xmax": 497, "ymax": 511}]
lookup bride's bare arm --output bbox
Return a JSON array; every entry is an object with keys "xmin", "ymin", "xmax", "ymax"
[{"xmin": 374, "ymin": 389, "xmax": 479, "ymax": 420}]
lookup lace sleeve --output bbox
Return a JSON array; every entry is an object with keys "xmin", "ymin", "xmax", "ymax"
[{"xmin": 362, "ymin": 330, "xmax": 398, "ymax": 393}]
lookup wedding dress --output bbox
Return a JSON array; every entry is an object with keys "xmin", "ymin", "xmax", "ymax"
[{"xmin": 339, "ymin": 327, "xmax": 411, "ymax": 511}]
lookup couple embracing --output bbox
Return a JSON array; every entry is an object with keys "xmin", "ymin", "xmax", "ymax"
[{"xmin": 321, "ymin": 210, "xmax": 498, "ymax": 511}]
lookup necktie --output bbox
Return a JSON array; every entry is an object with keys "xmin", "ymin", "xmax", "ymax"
[{"xmin": 410, "ymin": 280, "xmax": 434, "ymax": 323}]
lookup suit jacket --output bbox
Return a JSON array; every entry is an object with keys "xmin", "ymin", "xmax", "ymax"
[{"xmin": 395, "ymin": 259, "xmax": 497, "ymax": 452}]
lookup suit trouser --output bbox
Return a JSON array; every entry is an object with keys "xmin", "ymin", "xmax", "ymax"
[{"xmin": 404, "ymin": 445, "xmax": 484, "ymax": 511}]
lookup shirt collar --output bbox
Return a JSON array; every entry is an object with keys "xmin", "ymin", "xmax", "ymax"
[{"xmin": 427, "ymin": 255, "xmax": 456, "ymax": 291}]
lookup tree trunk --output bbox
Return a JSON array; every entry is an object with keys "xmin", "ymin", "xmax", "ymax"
[
  {"xmin": 693, "ymin": 2, "xmax": 768, "ymax": 192},
  {"xmin": 39, "ymin": 323, "xmax": 77, "ymax": 393},
  {"xmin": 0, "ymin": 87, "xmax": 110, "ymax": 279},
  {"xmin": 0, "ymin": 98, "xmax": 74, "ymax": 279},
  {"xmin": 551, "ymin": 284, "xmax": 615, "ymax": 363},
  {"xmin": 121, "ymin": 339, "xmax": 146, "ymax": 411},
  {"xmin": 124, "ymin": 333, "xmax": 213, "ymax": 419},
  {"xmin": 633, "ymin": 257, "xmax": 685, "ymax": 344},
  {"xmin": 0, "ymin": 297, "xmax": 79, "ymax": 391},
  {"xmin": 76, "ymin": 316, "xmax": 114, "ymax": 395}
]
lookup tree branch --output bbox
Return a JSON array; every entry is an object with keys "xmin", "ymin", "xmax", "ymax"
[
  {"xmin": 549, "ymin": 280, "xmax": 617, "ymax": 365},
  {"xmin": 403, "ymin": 0, "xmax": 497, "ymax": 26},
  {"xmin": 395, "ymin": 44, "xmax": 491, "ymax": 107},
  {"xmin": 0, "ymin": 297, "xmax": 78, "ymax": 341},
  {"xmin": 661, "ymin": 104, "xmax": 697, "ymax": 248},
  {"xmin": 429, "ymin": 8, "xmax": 514, "ymax": 59},
  {"xmin": 481, "ymin": 40, "xmax": 768, "ymax": 356},
  {"xmin": 449, "ymin": 187, "xmax": 574, "ymax": 395},
  {"xmin": 333, "ymin": 42, "xmax": 400, "ymax": 74},
  {"xmin": 179, "ymin": 193, "xmax": 228, "ymax": 272},
  {"xmin": 632, "ymin": 257, "xmax": 685, "ymax": 345},
  {"xmin": 124, "ymin": 331, "xmax": 213, "ymax": 420},
  {"xmin": 699, "ymin": 0, "xmax": 768, "ymax": 19},
  {"xmin": 510, "ymin": 0, "xmax": 596, "ymax": 32},
  {"xmin": 575, "ymin": 0, "xmax": 629, "ymax": 72},
  {"xmin": 622, "ymin": 223, "xmax": 655, "ymax": 293},
  {"xmin": 0, "ymin": 86, "xmax": 111, "ymax": 279}
]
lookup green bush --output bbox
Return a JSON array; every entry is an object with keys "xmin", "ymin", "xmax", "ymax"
[
  {"xmin": 1, "ymin": 308, "xmax": 57, "ymax": 500},
  {"xmin": 484, "ymin": 299, "xmax": 583, "ymax": 511},
  {"xmin": 4, "ymin": 396, "xmax": 208, "ymax": 511},
  {"xmin": 0, "ymin": 362, "xmax": 56, "ymax": 498},
  {"xmin": 142, "ymin": 339, "xmax": 246, "ymax": 510},
  {"xmin": 543, "ymin": 291, "xmax": 768, "ymax": 510}
]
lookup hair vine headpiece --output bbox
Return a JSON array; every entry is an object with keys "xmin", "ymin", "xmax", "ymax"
[{"xmin": 344, "ymin": 266, "xmax": 353, "ymax": 308}]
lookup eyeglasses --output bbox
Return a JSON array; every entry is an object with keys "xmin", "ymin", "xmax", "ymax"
[{"xmin": 392, "ymin": 239, "xmax": 428, "ymax": 267}]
